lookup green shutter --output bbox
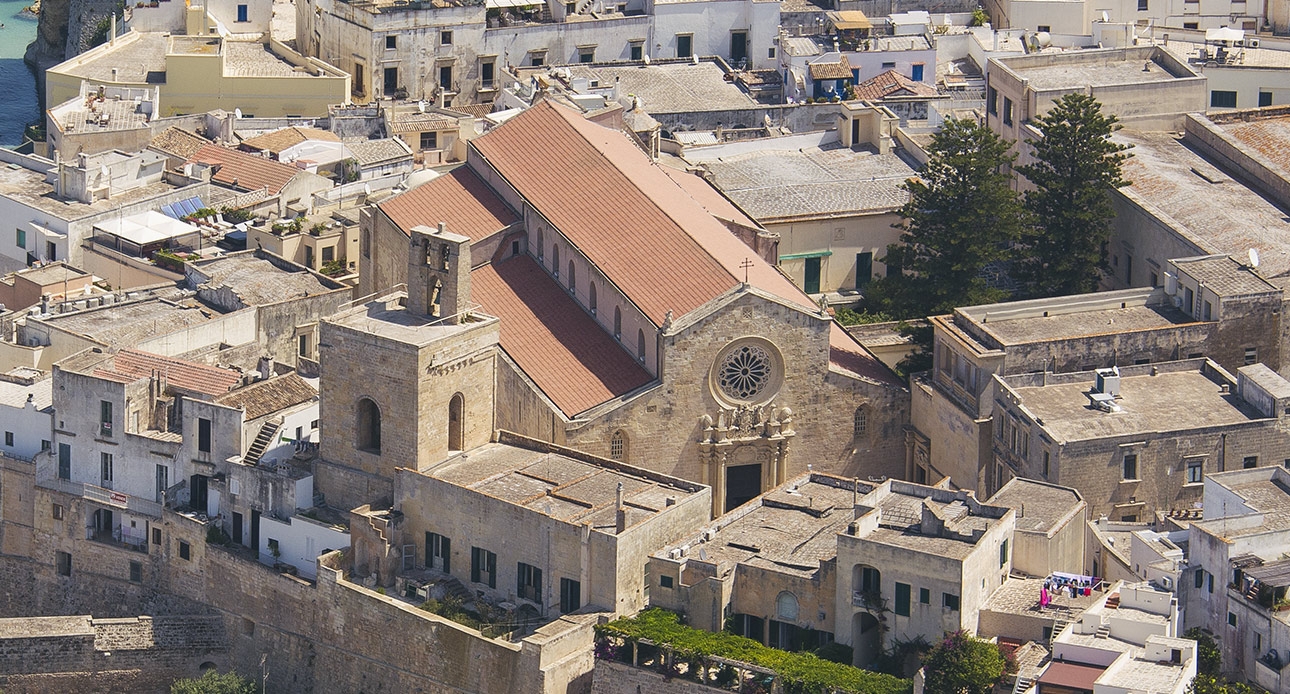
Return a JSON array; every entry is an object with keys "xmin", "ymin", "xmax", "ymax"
[{"xmin": 895, "ymin": 583, "xmax": 911, "ymax": 617}]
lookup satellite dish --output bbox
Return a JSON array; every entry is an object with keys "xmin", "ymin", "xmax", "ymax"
[
  {"xmin": 698, "ymin": 548, "xmax": 708, "ymax": 561},
  {"xmin": 692, "ymin": 54, "xmax": 700, "ymax": 65},
  {"xmin": 1249, "ymin": 247, "xmax": 1261, "ymax": 268},
  {"xmin": 234, "ymin": 108, "xmax": 243, "ymax": 119},
  {"xmin": 643, "ymin": 54, "xmax": 650, "ymax": 65},
  {"xmin": 363, "ymin": 183, "xmax": 372, "ymax": 196}
]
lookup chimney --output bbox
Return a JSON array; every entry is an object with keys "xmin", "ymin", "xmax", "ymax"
[{"xmin": 615, "ymin": 482, "xmax": 627, "ymax": 534}]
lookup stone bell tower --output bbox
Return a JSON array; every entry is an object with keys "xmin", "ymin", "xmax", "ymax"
[{"xmin": 407, "ymin": 222, "xmax": 472, "ymax": 322}]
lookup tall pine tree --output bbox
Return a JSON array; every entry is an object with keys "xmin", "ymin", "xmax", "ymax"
[
  {"xmin": 1015, "ymin": 93, "xmax": 1131, "ymax": 298},
  {"xmin": 869, "ymin": 117, "xmax": 1026, "ymax": 320}
]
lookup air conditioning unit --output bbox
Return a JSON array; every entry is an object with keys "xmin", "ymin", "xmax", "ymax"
[
  {"xmin": 1162, "ymin": 576, "xmax": 1173, "ymax": 589},
  {"xmin": 1172, "ymin": 295, "xmax": 1184, "ymax": 308},
  {"xmin": 1246, "ymin": 38, "xmax": 1261, "ymax": 48}
]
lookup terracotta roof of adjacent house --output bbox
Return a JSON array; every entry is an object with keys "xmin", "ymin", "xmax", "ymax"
[
  {"xmin": 379, "ymin": 167, "xmax": 519, "ymax": 241},
  {"xmin": 94, "ymin": 349, "xmax": 242, "ymax": 397},
  {"xmin": 240, "ymin": 126, "xmax": 340, "ymax": 155},
  {"xmin": 828, "ymin": 323, "xmax": 904, "ymax": 387},
  {"xmin": 852, "ymin": 70, "xmax": 939, "ymax": 101},
  {"xmin": 388, "ymin": 112, "xmax": 460, "ymax": 134},
  {"xmin": 472, "ymin": 256, "xmax": 654, "ymax": 417},
  {"xmin": 188, "ymin": 144, "xmax": 300, "ymax": 194},
  {"xmin": 149, "ymin": 126, "xmax": 211, "ymax": 160},
  {"xmin": 446, "ymin": 103, "xmax": 494, "ymax": 119},
  {"xmin": 471, "ymin": 101, "xmax": 813, "ymax": 325},
  {"xmin": 215, "ymin": 372, "xmax": 317, "ymax": 420},
  {"xmin": 809, "ymin": 56, "xmax": 854, "ymax": 80}
]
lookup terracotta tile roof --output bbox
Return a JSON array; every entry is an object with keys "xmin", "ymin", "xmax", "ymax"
[
  {"xmin": 240, "ymin": 126, "xmax": 340, "ymax": 155},
  {"xmin": 447, "ymin": 103, "xmax": 494, "ymax": 119},
  {"xmin": 472, "ymin": 101, "xmax": 816, "ymax": 325},
  {"xmin": 216, "ymin": 372, "xmax": 317, "ymax": 420},
  {"xmin": 149, "ymin": 126, "xmax": 211, "ymax": 160},
  {"xmin": 828, "ymin": 323, "xmax": 904, "ymax": 387},
  {"xmin": 810, "ymin": 56, "xmax": 854, "ymax": 80},
  {"xmin": 852, "ymin": 70, "xmax": 940, "ymax": 101},
  {"xmin": 472, "ymin": 256, "xmax": 654, "ymax": 417},
  {"xmin": 379, "ymin": 167, "xmax": 519, "ymax": 241},
  {"xmin": 95, "ymin": 349, "xmax": 242, "ymax": 397},
  {"xmin": 188, "ymin": 144, "xmax": 300, "ymax": 194}
]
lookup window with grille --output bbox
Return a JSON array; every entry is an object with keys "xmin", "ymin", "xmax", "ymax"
[{"xmin": 610, "ymin": 431, "xmax": 625, "ymax": 460}]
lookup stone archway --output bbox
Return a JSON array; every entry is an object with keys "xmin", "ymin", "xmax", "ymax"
[{"xmin": 852, "ymin": 612, "xmax": 881, "ymax": 667}]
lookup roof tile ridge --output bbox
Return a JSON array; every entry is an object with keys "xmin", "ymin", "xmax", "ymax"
[{"xmin": 544, "ymin": 104, "xmax": 739, "ymax": 291}]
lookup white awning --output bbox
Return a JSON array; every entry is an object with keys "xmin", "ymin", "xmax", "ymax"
[
  {"xmin": 1205, "ymin": 27, "xmax": 1245, "ymax": 43},
  {"xmin": 486, "ymin": 0, "xmax": 540, "ymax": 8},
  {"xmin": 93, "ymin": 210, "xmax": 199, "ymax": 246}
]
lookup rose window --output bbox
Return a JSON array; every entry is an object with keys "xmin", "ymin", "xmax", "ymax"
[{"xmin": 717, "ymin": 344, "xmax": 773, "ymax": 401}]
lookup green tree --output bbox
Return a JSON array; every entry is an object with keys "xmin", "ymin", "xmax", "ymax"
[
  {"xmin": 1015, "ymin": 92, "xmax": 1131, "ymax": 298},
  {"xmin": 866, "ymin": 117, "xmax": 1025, "ymax": 372},
  {"xmin": 1184, "ymin": 628, "xmax": 1221, "ymax": 677},
  {"xmin": 920, "ymin": 631, "xmax": 1009, "ymax": 694},
  {"xmin": 171, "ymin": 670, "xmax": 259, "ymax": 694},
  {"xmin": 1188, "ymin": 674, "xmax": 1266, "ymax": 694}
]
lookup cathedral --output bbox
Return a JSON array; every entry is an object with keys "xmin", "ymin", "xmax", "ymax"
[{"xmin": 329, "ymin": 100, "xmax": 909, "ymax": 515}]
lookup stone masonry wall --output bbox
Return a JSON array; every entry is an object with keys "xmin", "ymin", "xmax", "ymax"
[{"xmin": 0, "ymin": 614, "xmax": 228, "ymax": 694}]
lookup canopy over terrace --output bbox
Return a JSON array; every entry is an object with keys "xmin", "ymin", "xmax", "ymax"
[{"xmin": 92, "ymin": 210, "xmax": 202, "ymax": 258}]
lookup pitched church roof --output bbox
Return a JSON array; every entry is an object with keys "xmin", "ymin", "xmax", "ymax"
[
  {"xmin": 379, "ymin": 167, "xmax": 517, "ymax": 241},
  {"xmin": 470, "ymin": 101, "xmax": 815, "ymax": 326},
  {"xmin": 472, "ymin": 255, "xmax": 653, "ymax": 417}
]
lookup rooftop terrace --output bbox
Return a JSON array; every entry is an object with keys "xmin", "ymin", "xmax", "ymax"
[{"xmin": 424, "ymin": 436, "xmax": 702, "ymax": 532}]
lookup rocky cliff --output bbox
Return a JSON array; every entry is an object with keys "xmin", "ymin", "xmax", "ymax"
[{"xmin": 24, "ymin": 0, "xmax": 120, "ymax": 109}]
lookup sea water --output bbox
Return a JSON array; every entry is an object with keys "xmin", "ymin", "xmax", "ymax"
[{"xmin": 0, "ymin": 0, "xmax": 37, "ymax": 147}]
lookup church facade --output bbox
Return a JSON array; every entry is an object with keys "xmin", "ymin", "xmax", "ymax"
[{"xmin": 346, "ymin": 101, "xmax": 909, "ymax": 515}]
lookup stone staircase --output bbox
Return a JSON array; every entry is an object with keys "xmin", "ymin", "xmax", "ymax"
[
  {"xmin": 244, "ymin": 417, "xmax": 282, "ymax": 465},
  {"xmin": 1011, "ymin": 675, "xmax": 1034, "ymax": 694},
  {"xmin": 1049, "ymin": 618, "xmax": 1069, "ymax": 646}
]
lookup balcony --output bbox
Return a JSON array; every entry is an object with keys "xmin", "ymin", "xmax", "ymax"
[
  {"xmin": 38, "ymin": 477, "xmax": 163, "ymax": 518},
  {"xmin": 100, "ymin": 421, "xmax": 113, "ymax": 438},
  {"xmin": 852, "ymin": 590, "xmax": 884, "ymax": 610},
  {"xmin": 90, "ymin": 526, "xmax": 148, "ymax": 554}
]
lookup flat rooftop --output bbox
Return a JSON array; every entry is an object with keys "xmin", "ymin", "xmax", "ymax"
[
  {"xmin": 982, "ymin": 576, "xmax": 1102, "ymax": 617},
  {"xmin": 1173, "ymin": 255, "xmax": 1279, "ymax": 296},
  {"xmin": 1117, "ymin": 130, "xmax": 1290, "ymax": 279},
  {"xmin": 988, "ymin": 478, "xmax": 1083, "ymax": 536},
  {"xmin": 326, "ymin": 291, "xmax": 497, "ymax": 348},
  {"xmin": 562, "ymin": 61, "xmax": 759, "ymax": 113},
  {"xmin": 1004, "ymin": 364, "xmax": 1265, "ymax": 443},
  {"xmin": 49, "ymin": 95, "xmax": 151, "ymax": 134},
  {"xmin": 661, "ymin": 474, "xmax": 870, "ymax": 578},
  {"xmin": 854, "ymin": 482, "xmax": 1011, "ymax": 559},
  {"xmin": 683, "ymin": 135, "xmax": 915, "ymax": 220},
  {"xmin": 0, "ymin": 158, "xmax": 184, "ymax": 222},
  {"xmin": 425, "ymin": 440, "xmax": 700, "ymax": 532},
  {"xmin": 0, "ymin": 374, "xmax": 52, "ymax": 412},
  {"xmin": 53, "ymin": 33, "xmax": 329, "ymax": 84},
  {"xmin": 957, "ymin": 291, "xmax": 1195, "ymax": 347},
  {"xmin": 995, "ymin": 47, "xmax": 1191, "ymax": 91},
  {"xmin": 189, "ymin": 252, "xmax": 339, "ymax": 306},
  {"xmin": 39, "ymin": 295, "xmax": 219, "ymax": 347},
  {"xmin": 1194, "ymin": 467, "xmax": 1290, "ymax": 537}
]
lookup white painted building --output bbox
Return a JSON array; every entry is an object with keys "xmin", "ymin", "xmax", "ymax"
[{"xmin": 296, "ymin": 0, "xmax": 780, "ymax": 106}]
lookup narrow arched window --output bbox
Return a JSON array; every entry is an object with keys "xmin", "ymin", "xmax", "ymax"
[
  {"xmin": 776, "ymin": 592, "xmax": 799, "ymax": 621},
  {"xmin": 448, "ymin": 393, "xmax": 464, "ymax": 452},
  {"xmin": 637, "ymin": 328, "xmax": 646, "ymax": 363},
  {"xmin": 536, "ymin": 228, "xmax": 544, "ymax": 259},
  {"xmin": 613, "ymin": 307, "xmax": 622, "ymax": 341},
  {"xmin": 552, "ymin": 245, "xmax": 560, "ymax": 277},
  {"xmin": 854, "ymin": 406, "xmax": 867, "ymax": 439},
  {"xmin": 610, "ymin": 430, "xmax": 626, "ymax": 460},
  {"xmin": 357, "ymin": 397, "xmax": 381, "ymax": 453},
  {"xmin": 589, "ymin": 283, "xmax": 598, "ymax": 315},
  {"xmin": 568, "ymin": 259, "xmax": 576, "ymax": 291}
]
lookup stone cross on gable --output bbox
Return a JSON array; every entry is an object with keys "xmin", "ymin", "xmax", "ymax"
[{"xmin": 739, "ymin": 258, "xmax": 754, "ymax": 284}]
